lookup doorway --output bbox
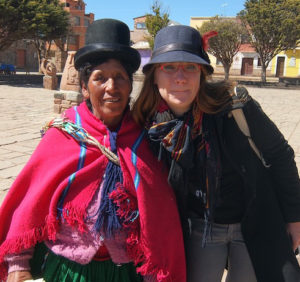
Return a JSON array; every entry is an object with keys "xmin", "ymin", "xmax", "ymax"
[
  {"xmin": 241, "ymin": 58, "xmax": 253, "ymax": 75},
  {"xmin": 16, "ymin": 49, "xmax": 26, "ymax": 68},
  {"xmin": 275, "ymin": 57, "xmax": 285, "ymax": 77}
]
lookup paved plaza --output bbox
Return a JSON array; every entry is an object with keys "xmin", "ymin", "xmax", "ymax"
[{"xmin": 0, "ymin": 83, "xmax": 300, "ymax": 205}]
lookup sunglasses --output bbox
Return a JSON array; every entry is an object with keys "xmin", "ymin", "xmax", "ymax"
[{"xmin": 159, "ymin": 63, "xmax": 201, "ymax": 74}]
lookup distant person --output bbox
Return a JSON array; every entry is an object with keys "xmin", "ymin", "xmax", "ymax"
[
  {"xmin": 132, "ymin": 24, "xmax": 300, "ymax": 282},
  {"xmin": 0, "ymin": 19, "xmax": 185, "ymax": 282}
]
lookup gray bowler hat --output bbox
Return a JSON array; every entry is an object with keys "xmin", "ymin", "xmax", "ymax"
[{"xmin": 143, "ymin": 25, "xmax": 213, "ymax": 74}]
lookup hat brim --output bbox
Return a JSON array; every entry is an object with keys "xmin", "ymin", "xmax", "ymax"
[
  {"xmin": 142, "ymin": 50, "xmax": 214, "ymax": 74},
  {"xmin": 75, "ymin": 43, "xmax": 141, "ymax": 72}
]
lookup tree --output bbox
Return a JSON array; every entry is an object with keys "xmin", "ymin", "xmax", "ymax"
[
  {"xmin": 24, "ymin": 0, "xmax": 70, "ymax": 71},
  {"xmin": 145, "ymin": 1, "xmax": 169, "ymax": 49},
  {"xmin": 0, "ymin": 0, "xmax": 70, "ymax": 70},
  {"xmin": 0, "ymin": 0, "xmax": 30, "ymax": 51},
  {"xmin": 199, "ymin": 16, "xmax": 248, "ymax": 80},
  {"xmin": 239, "ymin": 0, "xmax": 300, "ymax": 82}
]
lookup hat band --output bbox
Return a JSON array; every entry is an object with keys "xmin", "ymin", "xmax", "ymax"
[{"xmin": 152, "ymin": 43, "xmax": 202, "ymax": 58}]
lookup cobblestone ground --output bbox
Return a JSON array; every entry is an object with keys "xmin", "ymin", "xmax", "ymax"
[
  {"xmin": 247, "ymin": 86, "xmax": 300, "ymax": 172},
  {"xmin": 0, "ymin": 85, "xmax": 56, "ymax": 204},
  {"xmin": 0, "ymin": 84, "xmax": 299, "ymax": 207}
]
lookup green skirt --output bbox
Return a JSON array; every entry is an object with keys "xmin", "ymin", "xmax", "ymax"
[{"xmin": 30, "ymin": 244, "xmax": 142, "ymax": 282}]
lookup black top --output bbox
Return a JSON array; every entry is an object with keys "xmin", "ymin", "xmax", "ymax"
[
  {"xmin": 213, "ymin": 149, "xmax": 245, "ymax": 224},
  {"xmin": 182, "ymin": 89, "xmax": 300, "ymax": 281},
  {"xmin": 187, "ymin": 148, "xmax": 245, "ymax": 224}
]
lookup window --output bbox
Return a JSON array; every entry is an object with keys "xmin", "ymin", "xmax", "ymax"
[
  {"xmin": 216, "ymin": 59, "xmax": 223, "ymax": 66},
  {"xmin": 65, "ymin": 3, "xmax": 70, "ymax": 7},
  {"xmin": 84, "ymin": 19, "xmax": 90, "ymax": 27},
  {"xmin": 257, "ymin": 58, "xmax": 262, "ymax": 67},
  {"xmin": 289, "ymin": 57, "xmax": 296, "ymax": 67},
  {"xmin": 241, "ymin": 34, "xmax": 249, "ymax": 44},
  {"xmin": 61, "ymin": 36, "xmax": 67, "ymax": 44},
  {"xmin": 136, "ymin": 22, "xmax": 146, "ymax": 29},
  {"xmin": 72, "ymin": 16, "xmax": 80, "ymax": 26},
  {"xmin": 68, "ymin": 35, "xmax": 78, "ymax": 45}
]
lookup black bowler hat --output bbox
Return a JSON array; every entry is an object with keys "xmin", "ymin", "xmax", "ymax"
[
  {"xmin": 74, "ymin": 19, "xmax": 141, "ymax": 72},
  {"xmin": 143, "ymin": 25, "xmax": 214, "ymax": 74}
]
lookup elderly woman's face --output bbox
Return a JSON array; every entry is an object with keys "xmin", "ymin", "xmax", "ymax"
[
  {"xmin": 82, "ymin": 59, "xmax": 132, "ymax": 129},
  {"xmin": 154, "ymin": 62, "xmax": 201, "ymax": 116}
]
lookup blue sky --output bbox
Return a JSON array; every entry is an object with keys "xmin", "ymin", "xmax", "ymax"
[{"xmin": 84, "ymin": 0, "xmax": 246, "ymax": 30}]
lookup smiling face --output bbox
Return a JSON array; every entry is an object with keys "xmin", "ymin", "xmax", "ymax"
[
  {"xmin": 154, "ymin": 62, "xmax": 201, "ymax": 116},
  {"xmin": 81, "ymin": 59, "xmax": 132, "ymax": 129}
]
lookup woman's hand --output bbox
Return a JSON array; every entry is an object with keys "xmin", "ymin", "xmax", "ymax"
[
  {"xmin": 7, "ymin": 271, "xmax": 33, "ymax": 282},
  {"xmin": 287, "ymin": 222, "xmax": 300, "ymax": 251}
]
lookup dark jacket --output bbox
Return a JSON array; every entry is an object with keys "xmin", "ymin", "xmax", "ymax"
[{"xmin": 213, "ymin": 89, "xmax": 300, "ymax": 282}]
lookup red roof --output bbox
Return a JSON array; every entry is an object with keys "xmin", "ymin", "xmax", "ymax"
[{"xmin": 239, "ymin": 43, "xmax": 256, "ymax": 52}]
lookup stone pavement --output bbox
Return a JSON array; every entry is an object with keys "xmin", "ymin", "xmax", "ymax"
[
  {"xmin": 0, "ymin": 84, "xmax": 300, "ymax": 206},
  {"xmin": 0, "ymin": 85, "xmax": 57, "ymax": 204}
]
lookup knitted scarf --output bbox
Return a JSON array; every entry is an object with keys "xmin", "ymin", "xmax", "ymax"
[
  {"xmin": 147, "ymin": 100, "xmax": 221, "ymax": 244},
  {"xmin": 0, "ymin": 102, "xmax": 186, "ymax": 282}
]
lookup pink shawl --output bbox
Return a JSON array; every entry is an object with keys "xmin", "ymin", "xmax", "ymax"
[{"xmin": 0, "ymin": 102, "xmax": 186, "ymax": 281}]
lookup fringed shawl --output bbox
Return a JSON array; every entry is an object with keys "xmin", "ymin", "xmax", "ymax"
[{"xmin": 0, "ymin": 102, "xmax": 186, "ymax": 282}]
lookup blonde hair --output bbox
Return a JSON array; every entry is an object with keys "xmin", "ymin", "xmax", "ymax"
[{"xmin": 131, "ymin": 64, "xmax": 234, "ymax": 126}]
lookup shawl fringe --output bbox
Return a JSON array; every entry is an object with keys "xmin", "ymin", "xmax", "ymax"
[
  {"xmin": 62, "ymin": 203, "xmax": 87, "ymax": 234},
  {"xmin": 109, "ymin": 185, "xmax": 171, "ymax": 281},
  {"xmin": 0, "ymin": 225, "xmax": 49, "ymax": 281},
  {"xmin": 0, "ymin": 211, "xmax": 87, "ymax": 281}
]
